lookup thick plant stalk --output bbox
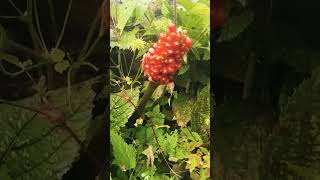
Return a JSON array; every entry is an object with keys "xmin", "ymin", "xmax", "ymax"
[{"xmin": 136, "ymin": 81, "xmax": 159, "ymax": 114}]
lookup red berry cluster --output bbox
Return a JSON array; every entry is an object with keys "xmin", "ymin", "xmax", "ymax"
[{"xmin": 142, "ymin": 23, "xmax": 192, "ymax": 84}]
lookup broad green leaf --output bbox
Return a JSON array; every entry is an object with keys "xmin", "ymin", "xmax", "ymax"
[
  {"xmin": 0, "ymin": 78, "xmax": 96, "ymax": 180},
  {"xmin": 111, "ymin": 0, "xmax": 136, "ymax": 35},
  {"xmin": 110, "ymin": 129, "xmax": 136, "ymax": 171},
  {"xmin": 134, "ymin": 0, "xmax": 149, "ymax": 20},
  {"xmin": 49, "ymin": 48, "xmax": 65, "ymax": 63},
  {"xmin": 110, "ymin": 88, "xmax": 140, "ymax": 131},
  {"xmin": 218, "ymin": 11, "xmax": 254, "ymax": 42},
  {"xmin": 177, "ymin": 0, "xmax": 194, "ymax": 10}
]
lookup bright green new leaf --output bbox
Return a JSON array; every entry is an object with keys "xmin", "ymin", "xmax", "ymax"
[
  {"xmin": 54, "ymin": 60, "xmax": 70, "ymax": 74},
  {"xmin": 50, "ymin": 48, "xmax": 65, "ymax": 63}
]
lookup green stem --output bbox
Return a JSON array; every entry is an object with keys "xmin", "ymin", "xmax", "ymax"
[
  {"xmin": 33, "ymin": 0, "xmax": 48, "ymax": 52},
  {"xmin": 78, "ymin": 10, "xmax": 100, "ymax": 61},
  {"xmin": 136, "ymin": 81, "xmax": 159, "ymax": 114},
  {"xmin": 47, "ymin": 0, "xmax": 58, "ymax": 41},
  {"xmin": 55, "ymin": 0, "xmax": 73, "ymax": 49}
]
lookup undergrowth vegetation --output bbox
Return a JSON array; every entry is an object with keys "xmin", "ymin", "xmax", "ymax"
[{"xmin": 110, "ymin": 0, "xmax": 211, "ymax": 179}]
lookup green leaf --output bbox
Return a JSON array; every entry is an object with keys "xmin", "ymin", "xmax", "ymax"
[
  {"xmin": 110, "ymin": 88, "xmax": 140, "ymax": 131},
  {"xmin": 111, "ymin": 28, "xmax": 139, "ymax": 50},
  {"xmin": 134, "ymin": 0, "xmax": 149, "ymax": 20},
  {"xmin": 191, "ymin": 83, "xmax": 210, "ymax": 142},
  {"xmin": 54, "ymin": 60, "xmax": 70, "ymax": 74},
  {"xmin": 0, "ymin": 52, "xmax": 21, "ymax": 67},
  {"xmin": 218, "ymin": 11, "xmax": 254, "ymax": 42},
  {"xmin": 111, "ymin": 0, "xmax": 136, "ymax": 35},
  {"xmin": 158, "ymin": 131, "xmax": 178, "ymax": 157},
  {"xmin": 145, "ymin": 105, "xmax": 165, "ymax": 126},
  {"xmin": 0, "ymin": 78, "xmax": 96, "ymax": 179},
  {"xmin": 172, "ymin": 93, "xmax": 194, "ymax": 127},
  {"xmin": 50, "ymin": 48, "xmax": 65, "ymax": 63},
  {"xmin": 178, "ymin": 64, "xmax": 189, "ymax": 75},
  {"xmin": 143, "ymin": 17, "xmax": 169, "ymax": 36},
  {"xmin": 110, "ymin": 129, "xmax": 136, "ymax": 171}
]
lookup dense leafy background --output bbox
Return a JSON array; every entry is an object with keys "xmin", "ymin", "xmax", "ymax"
[{"xmin": 110, "ymin": 0, "xmax": 211, "ymax": 179}]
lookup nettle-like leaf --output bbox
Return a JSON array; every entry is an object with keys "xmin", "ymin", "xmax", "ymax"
[
  {"xmin": 218, "ymin": 11, "xmax": 254, "ymax": 42},
  {"xmin": 0, "ymin": 78, "xmax": 96, "ymax": 180},
  {"xmin": 110, "ymin": 129, "xmax": 136, "ymax": 171},
  {"xmin": 158, "ymin": 131, "xmax": 178, "ymax": 157},
  {"xmin": 191, "ymin": 83, "xmax": 210, "ymax": 142},
  {"xmin": 145, "ymin": 105, "xmax": 165, "ymax": 126},
  {"xmin": 110, "ymin": 88, "xmax": 140, "ymax": 131}
]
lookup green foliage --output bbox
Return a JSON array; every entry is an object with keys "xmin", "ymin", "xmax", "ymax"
[
  {"xmin": 191, "ymin": 83, "xmax": 210, "ymax": 142},
  {"xmin": 267, "ymin": 67, "xmax": 320, "ymax": 179},
  {"xmin": 110, "ymin": 0, "xmax": 211, "ymax": 179},
  {"xmin": 111, "ymin": 0, "xmax": 136, "ymax": 35},
  {"xmin": 110, "ymin": 88, "xmax": 140, "ymax": 131},
  {"xmin": 176, "ymin": 0, "xmax": 210, "ymax": 60},
  {"xmin": 49, "ymin": 48, "xmax": 71, "ymax": 74},
  {"xmin": 172, "ymin": 93, "xmax": 194, "ymax": 127},
  {"xmin": 111, "ymin": 129, "xmax": 137, "ymax": 171},
  {"xmin": 218, "ymin": 11, "xmax": 254, "ymax": 42},
  {"xmin": 0, "ymin": 78, "xmax": 96, "ymax": 179}
]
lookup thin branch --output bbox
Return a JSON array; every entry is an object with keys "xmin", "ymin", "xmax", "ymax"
[
  {"xmin": 47, "ymin": 0, "xmax": 58, "ymax": 41},
  {"xmin": 33, "ymin": 0, "xmax": 48, "ymax": 52},
  {"xmin": 8, "ymin": 0, "xmax": 23, "ymax": 15},
  {"xmin": 55, "ymin": 0, "xmax": 73, "ymax": 49}
]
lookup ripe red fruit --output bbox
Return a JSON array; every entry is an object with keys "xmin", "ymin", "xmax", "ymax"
[{"xmin": 141, "ymin": 22, "xmax": 192, "ymax": 85}]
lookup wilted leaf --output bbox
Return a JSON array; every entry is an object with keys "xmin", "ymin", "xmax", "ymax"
[{"xmin": 142, "ymin": 144, "xmax": 154, "ymax": 168}]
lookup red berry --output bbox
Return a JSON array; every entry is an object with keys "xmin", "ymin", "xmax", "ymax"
[
  {"xmin": 168, "ymin": 23, "xmax": 176, "ymax": 32},
  {"xmin": 185, "ymin": 37, "xmax": 192, "ymax": 49},
  {"xmin": 141, "ymin": 23, "xmax": 192, "ymax": 84}
]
